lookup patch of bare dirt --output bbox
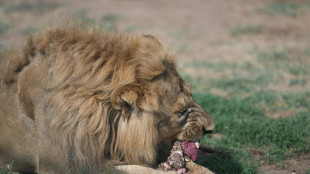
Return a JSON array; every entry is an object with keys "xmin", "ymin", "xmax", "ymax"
[
  {"xmin": 209, "ymin": 133, "xmax": 224, "ymax": 140},
  {"xmin": 267, "ymin": 81, "xmax": 310, "ymax": 93},
  {"xmin": 209, "ymin": 88, "xmax": 231, "ymax": 98},
  {"xmin": 259, "ymin": 153, "xmax": 310, "ymax": 174},
  {"xmin": 267, "ymin": 110, "xmax": 297, "ymax": 119}
]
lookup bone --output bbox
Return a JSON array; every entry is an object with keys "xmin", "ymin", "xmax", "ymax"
[{"xmin": 158, "ymin": 141, "xmax": 200, "ymax": 174}]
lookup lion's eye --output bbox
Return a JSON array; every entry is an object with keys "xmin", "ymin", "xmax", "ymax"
[{"xmin": 178, "ymin": 108, "xmax": 188, "ymax": 118}]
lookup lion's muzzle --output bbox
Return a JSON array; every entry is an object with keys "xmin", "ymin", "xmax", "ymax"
[{"xmin": 202, "ymin": 112, "xmax": 215, "ymax": 135}]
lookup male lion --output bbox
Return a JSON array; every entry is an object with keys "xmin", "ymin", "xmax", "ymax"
[{"xmin": 0, "ymin": 26, "xmax": 215, "ymax": 174}]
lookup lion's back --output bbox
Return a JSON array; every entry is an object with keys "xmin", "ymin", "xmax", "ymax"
[{"xmin": 0, "ymin": 52, "xmax": 38, "ymax": 173}]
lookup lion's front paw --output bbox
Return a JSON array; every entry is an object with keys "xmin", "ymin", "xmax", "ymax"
[{"xmin": 185, "ymin": 161, "xmax": 214, "ymax": 174}]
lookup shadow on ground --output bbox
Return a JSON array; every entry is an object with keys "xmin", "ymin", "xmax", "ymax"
[{"xmin": 196, "ymin": 150, "xmax": 256, "ymax": 174}]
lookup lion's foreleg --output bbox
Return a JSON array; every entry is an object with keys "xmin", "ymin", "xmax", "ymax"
[
  {"xmin": 185, "ymin": 161, "xmax": 214, "ymax": 174},
  {"xmin": 115, "ymin": 165, "xmax": 176, "ymax": 174}
]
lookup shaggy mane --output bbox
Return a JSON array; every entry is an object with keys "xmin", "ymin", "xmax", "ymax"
[{"xmin": 2, "ymin": 25, "xmax": 177, "ymax": 173}]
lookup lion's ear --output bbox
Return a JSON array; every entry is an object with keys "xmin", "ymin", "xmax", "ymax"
[
  {"xmin": 141, "ymin": 34, "xmax": 163, "ymax": 49},
  {"xmin": 111, "ymin": 84, "xmax": 143, "ymax": 119}
]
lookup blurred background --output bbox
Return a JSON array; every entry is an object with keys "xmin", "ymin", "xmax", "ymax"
[{"xmin": 0, "ymin": 0, "xmax": 310, "ymax": 173}]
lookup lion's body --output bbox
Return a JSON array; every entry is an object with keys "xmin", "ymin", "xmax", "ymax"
[
  {"xmin": 0, "ymin": 73, "xmax": 38, "ymax": 172},
  {"xmin": 0, "ymin": 26, "xmax": 215, "ymax": 173}
]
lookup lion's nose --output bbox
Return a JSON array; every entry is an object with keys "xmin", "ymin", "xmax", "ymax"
[
  {"xmin": 203, "ymin": 114, "xmax": 215, "ymax": 135},
  {"xmin": 203, "ymin": 128, "xmax": 213, "ymax": 134}
]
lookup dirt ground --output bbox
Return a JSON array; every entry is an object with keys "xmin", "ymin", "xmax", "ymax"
[
  {"xmin": 1, "ymin": 0, "xmax": 310, "ymax": 173},
  {"xmin": 260, "ymin": 153, "xmax": 310, "ymax": 174}
]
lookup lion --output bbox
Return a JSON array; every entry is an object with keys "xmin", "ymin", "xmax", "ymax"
[{"xmin": 0, "ymin": 25, "xmax": 215, "ymax": 174}]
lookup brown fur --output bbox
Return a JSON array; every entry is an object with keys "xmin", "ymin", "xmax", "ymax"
[{"xmin": 0, "ymin": 25, "xmax": 215, "ymax": 173}]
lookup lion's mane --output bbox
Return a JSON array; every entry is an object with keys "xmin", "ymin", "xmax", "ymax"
[{"xmin": 2, "ymin": 25, "xmax": 176, "ymax": 173}]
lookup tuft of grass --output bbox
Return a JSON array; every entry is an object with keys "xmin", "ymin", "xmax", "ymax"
[
  {"xmin": 5, "ymin": 1, "xmax": 60, "ymax": 13},
  {"xmin": 305, "ymin": 168, "xmax": 310, "ymax": 174},
  {"xmin": 182, "ymin": 60, "xmax": 277, "ymax": 95},
  {"xmin": 0, "ymin": 42, "xmax": 5, "ymax": 55},
  {"xmin": 20, "ymin": 27, "xmax": 37, "ymax": 35},
  {"xmin": 0, "ymin": 22, "xmax": 9, "ymax": 34},
  {"xmin": 288, "ymin": 63, "xmax": 310, "ymax": 77},
  {"xmin": 258, "ymin": 2, "xmax": 309, "ymax": 17},
  {"xmin": 100, "ymin": 14, "xmax": 119, "ymax": 31},
  {"xmin": 170, "ymin": 26, "xmax": 196, "ymax": 38},
  {"xmin": 289, "ymin": 78, "xmax": 307, "ymax": 86},
  {"xmin": 169, "ymin": 43, "xmax": 188, "ymax": 53},
  {"xmin": 256, "ymin": 50, "xmax": 287, "ymax": 61},
  {"xmin": 230, "ymin": 24, "xmax": 262, "ymax": 36},
  {"xmin": 186, "ymin": 61, "xmax": 240, "ymax": 71},
  {"xmin": 0, "ymin": 161, "xmax": 14, "ymax": 174},
  {"xmin": 207, "ymin": 75, "xmax": 271, "ymax": 94},
  {"xmin": 71, "ymin": 10, "xmax": 119, "ymax": 31},
  {"xmin": 255, "ymin": 48, "xmax": 310, "ymax": 78},
  {"xmin": 0, "ymin": 169, "xmax": 8, "ymax": 174},
  {"xmin": 72, "ymin": 9, "xmax": 95, "ymax": 25}
]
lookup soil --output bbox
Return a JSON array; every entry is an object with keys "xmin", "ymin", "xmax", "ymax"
[{"xmin": 259, "ymin": 154, "xmax": 310, "ymax": 174}]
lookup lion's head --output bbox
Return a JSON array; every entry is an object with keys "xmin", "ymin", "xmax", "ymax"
[{"xmin": 10, "ymin": 26, "xmax": 214, "ymax": 173}]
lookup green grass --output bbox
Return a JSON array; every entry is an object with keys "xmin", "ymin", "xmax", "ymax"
[
  {"xmin": 182, "ymin": 45, "xmax": 310, "ymax": 173},
  {"xmin": 207, "ymin": 75, "xmax": 271, "ymax": 94},
  {"xmin": 169, "ymin": 26, "xmax": 196, "ymax": 39},
  {"xmin": 0, "ymin": 170, "xmax": 8, "ymax": 174},
  {"xmin": 255, "ymin": 48, "xmax": 310, "ymax": 82},
  {"xmin": 72, "ymin": 10, "xmax": 119, "ymax": 31},
  {"xmin": 100, "ymin": 14, "xmax": 119, "ymax": 31},
  {"xmin": 258, "ymin": 2, "xmax": 310, "ymax": 17},
  {"xmin": 230, "ymin": 24, "xmax": 262, "ymax": 36},
  {"xmin": 0, "ymin": 161, "xmax": 14, "ymax": 174},
  {"xmin": 0, "ymin": 42, "xmax": 5, "ymax": 55},
  {"xmin": 195, "ymin": 92, "xmax": 310, "ymax": 174},
  {"xmin": 72, "ymin": 9, "xmax": 96, "ymax": 25},
  {"xmin": 5, "ymin": 1, "xmax": 60, "ymax": 13},
  {"xmin": 183, "ymin": 60, "xmax": 275, "ymax": 95},
  {"xmin": 289, "ymin": 78, "xmax": 307, "ymax": 86},
  {"xmin": 19, "ymin": 27, "xmax": 37, "ymax": 35},
  {"xmin": 186, "ymin": 61, "xmax": 240, "ymax": 71},
  {"xmin": 256, "ymin": 49, "xmax": 287, "ymax": 62},
  {"xmin": 183, "ymin": 48, "xmax": 310, "ymax": 95},
  {"xmin": 197, "ymin": 150, "xmax": 258, "ymax": 174}
]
